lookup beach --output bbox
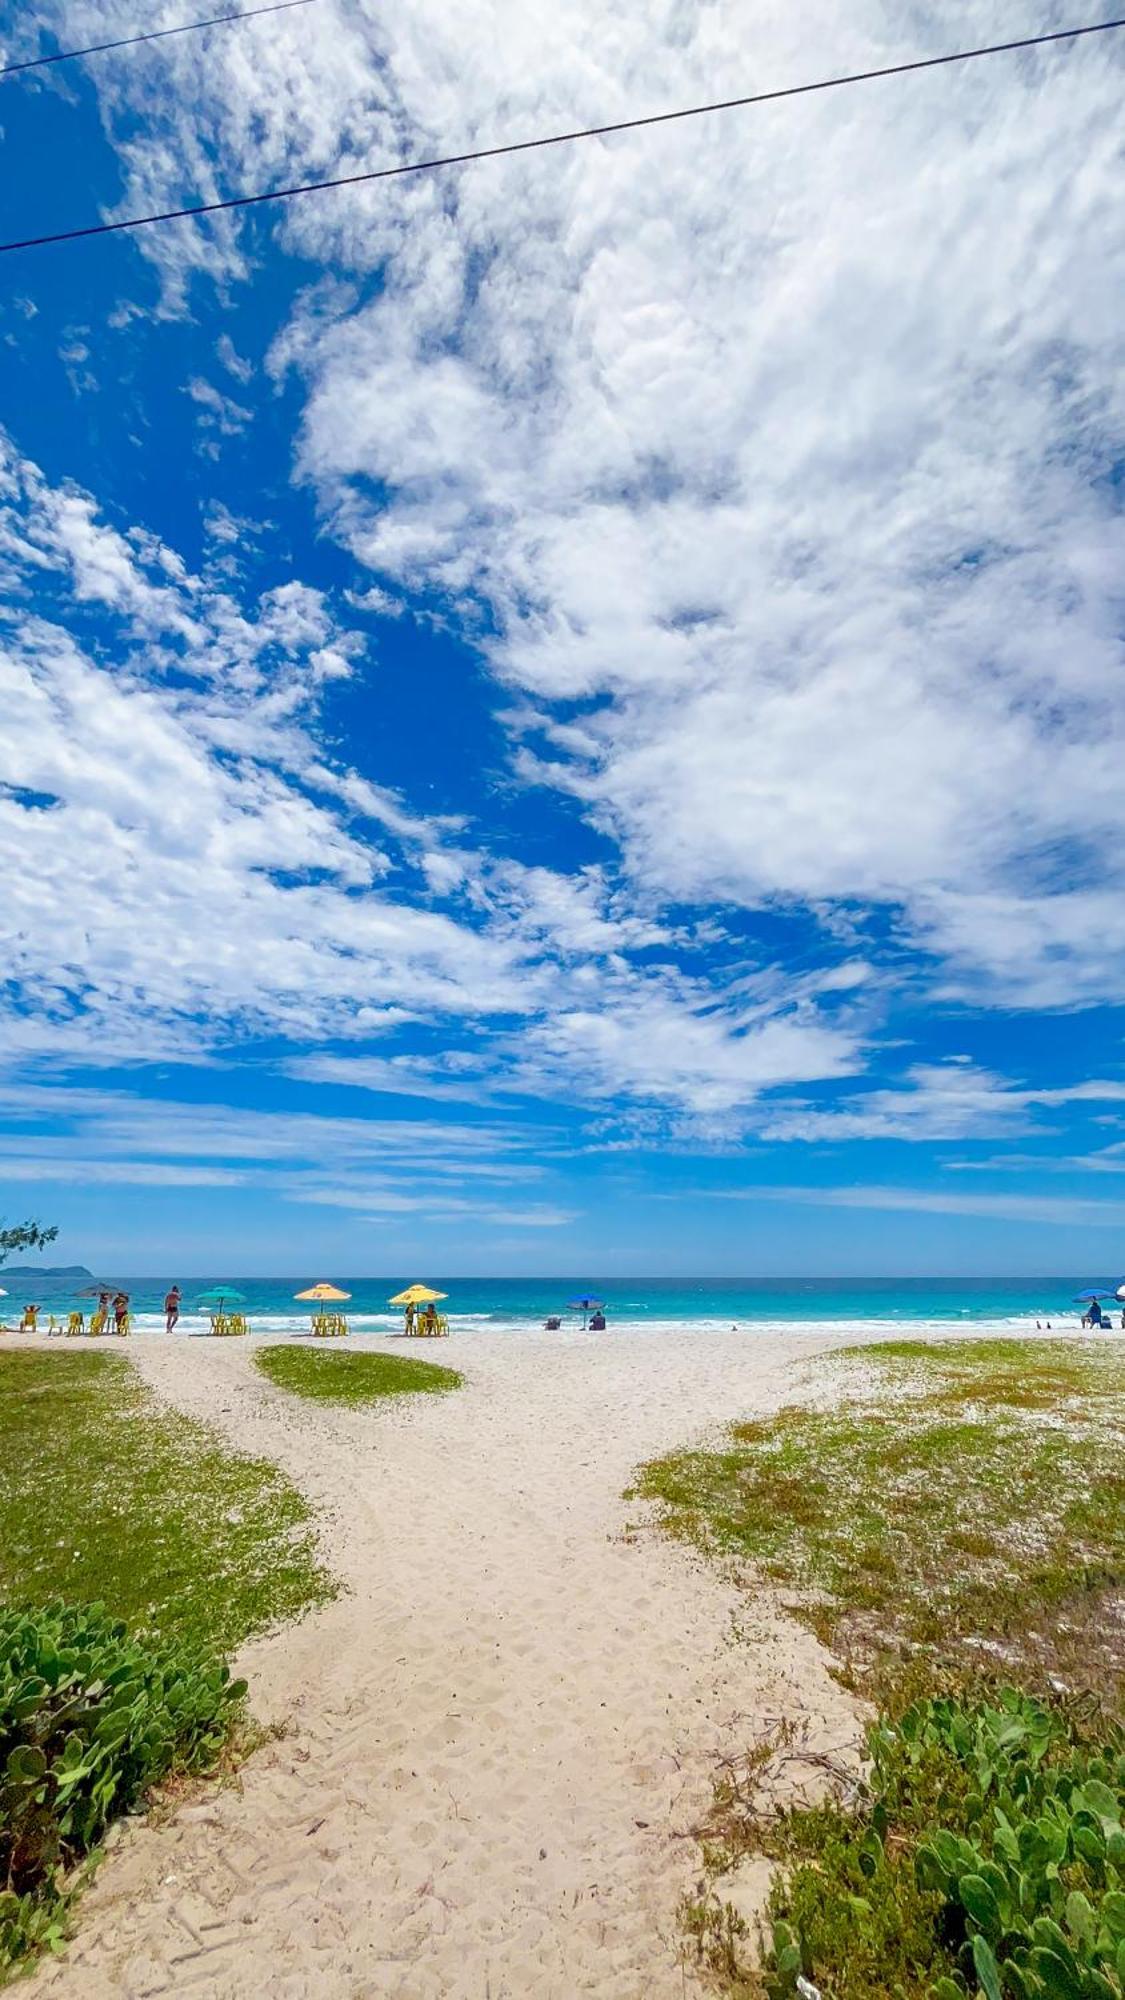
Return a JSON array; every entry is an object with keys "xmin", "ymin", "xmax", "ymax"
[
  {"xmin": 20, "ymin": 1323, "xmax": 865, "ymax": 2000},
  {"xmin": 1, "ymin": 1272, "xmax": 1085, "ymax": 1341}
]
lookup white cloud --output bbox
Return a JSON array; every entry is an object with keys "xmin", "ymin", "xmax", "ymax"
[
  {"xmin": 511, "ymin": 978, "xmax": 864, "ymax": 1115},
  {"xmin": 58, "ymin": 0, "xmax": 1125, "ymax": 1005},
  {"xmin": 286, "ymin": 1053, "xmax": 497, "ymax": 1104},
  {"xmin": 752, "ymin": 1065, "xmax": 1125, "ymax": 1144},
  {"xmin": 0, "ymin": 1082, "xmax": 571, "ymax": 1225},
  {"xmin": 292, "ymin": 1184, "xmax": 573, "ymax": 1226},
  {"xmin": 346, "ymin": 584, "xmax": 406, "ymax": 618},
  {"xmin": 215, "ymin": 333, "xmax": 254, "ymax": 384},
  {"xmin": 0, "ymin": 437, "xmax": 547, "ymax": 1060},
  {"xmin": 1, "ymin": 433, "xmax": 863, "ymax": 1119},
  {"xmin": 0, "ymin": 1155, "xmax": 251, "ymax": 1188},
  {"xmin": 186, "ymin": 375, "xmax": 254, "ymax": 449},
  {"xmin": 13, "ymin": 0, "xmax": 1124, "ymax": 1173},
  {"xmin": 735, "ymin": 1183, "xmax": 1125, "ymax": 1230}
]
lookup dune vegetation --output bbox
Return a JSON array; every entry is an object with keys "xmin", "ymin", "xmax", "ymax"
[
  {"xmin": 255, "ymin": 1343, "xmax": 463, "ymax": 1403},
  {"xmin": 636, "ymin": 1339, "xmax": 1125, "ymax": 1999},
  {"xmin": 0, "ymin": 1347, "xmax": 333, "ymax": 1978}
]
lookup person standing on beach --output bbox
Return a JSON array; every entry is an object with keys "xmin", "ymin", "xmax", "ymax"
[
  {"xmin": 112, "ymin": 1291, "xmax": 129, "ymax": 1336},
  {"xmin": 164, "ymin": 1285, "xmax": 181, "ymax": 1333}
]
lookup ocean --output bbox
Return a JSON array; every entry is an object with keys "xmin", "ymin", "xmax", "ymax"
[{"xmin": 8, "ymin": 1275, "xmax": 1113, "ymax": 1338}]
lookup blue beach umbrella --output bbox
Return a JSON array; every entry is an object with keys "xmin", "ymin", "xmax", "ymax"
[
  {"xmin": 196, "ymin": 1286, "xmax": 246, "ymax": 1310},
  {"xmin": 567, "ymin": 1294, "xmax": 604, "ymax": 1329},
  {"xmin": 1073, "ymin": 1290, "xmax": 1115, "ymax": 1302}
]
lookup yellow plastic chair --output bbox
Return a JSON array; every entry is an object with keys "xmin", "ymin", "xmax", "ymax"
[
  {"xmin": 312, "ymin": 1310, "xmax": 348, "ymax": 1337},
  {"xmin": 66, "ymin": 1312, "xmax": 85, "ymax": 1337}
]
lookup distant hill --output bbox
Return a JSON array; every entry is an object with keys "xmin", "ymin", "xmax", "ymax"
[{"xmin": 1, "ymin": 1264, "xmax": 94, "ymax": 1280}]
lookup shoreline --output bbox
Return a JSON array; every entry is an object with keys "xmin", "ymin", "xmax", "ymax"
[{"xmin": 2, "ymin": 1310, "xmax": 1090, "ymax": 1342}]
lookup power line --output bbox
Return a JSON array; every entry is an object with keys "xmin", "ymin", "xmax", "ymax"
[
  {"xmin": 2, "ymin": 15, "xmax": 1122, "ymax": 255},
  {"xmin": 0, "ymin": 0, "xmax": 321, "ymax": 81}
]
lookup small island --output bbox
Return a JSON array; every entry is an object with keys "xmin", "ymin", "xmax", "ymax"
[{"xmin": 1, "ymin": 1265, "xmax": 94, "ymax": 1281}]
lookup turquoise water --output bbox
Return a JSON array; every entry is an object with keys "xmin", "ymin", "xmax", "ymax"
[{"xmin": 11, "ymin": 1275, "xmax": 1115, "ymax": 1338}]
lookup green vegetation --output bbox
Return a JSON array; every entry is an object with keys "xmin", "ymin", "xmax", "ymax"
[
  {"xmin": 0, "ymin": 1349, "xmax": 333, "ymax": 1655},
  {"xmin": 635, "ymin": 1339, "xmax": 1125, "ymax": 1999},
  {"xmin": 1, "ymin": 1603, "xmax": 244, "ymax": 1976},
  {"xmin": 255, "ymin": 1343, "xmax": 462, "ymax": 1404},
  {"xmin": 705, "ymin": 1690, "xmax": 1125, "ymax": 2000},
  {"xmin": 634, "ymin": 1340, "xmax": 1125, "ymax": 1701},
  {"xmin": 0, "ymin": 1347, "xmax": 334, "ymax": 1979}
]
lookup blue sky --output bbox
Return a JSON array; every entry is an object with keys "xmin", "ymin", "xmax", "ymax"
[{"xmin": 1, "ymin": 0, "xmax": 1123, "ymax": 1276}]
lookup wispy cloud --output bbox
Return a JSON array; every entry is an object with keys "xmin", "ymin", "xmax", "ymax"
[
  {"xmin": 0, "ymin": 435, "xmax": 867, "ymax": 1123},
  {"xmin": 724, "ymin": 1184, "xmax": 1125, "ymax": 1230},
  {"xmin": 751, "ymin": 1067, "xmax": 1125, "ymax": 1145},
  {"xmin": 7, "ymin": 0, "xmax": 1125, "ymax": 1262}
]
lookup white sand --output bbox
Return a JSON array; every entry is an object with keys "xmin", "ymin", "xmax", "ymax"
[{"xmin": 27, "ymin": 1327, "xmax": 865, "ymax": 2000}]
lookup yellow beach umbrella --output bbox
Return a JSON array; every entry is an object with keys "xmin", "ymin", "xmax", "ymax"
[
  {"xmin": 294, "ymin": 1283, "xmax": 352, "ymax": 1302},
  {"xmin": 389, "ymin": 1284, "xmax": 447, "ymax": 1306}
]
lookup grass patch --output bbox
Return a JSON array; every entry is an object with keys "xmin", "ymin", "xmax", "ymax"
[
  {"xmin": 0, "ymin": 1348, "xmax": 334, "ymax": 1978},
  {"xmin": 0, "ymin": 1348, "xmax": 333, "ymax": 1657},
  {"xmin": 255, "ymin": 1343, "xmax": 462, "ymax": 1404},
  {"xmin": 637, "ymin": 1340, "xmax": 1125, "ymax": 1998},
  {"xmin": 633, "ymin": 1340, "xmax": 1125, "ymax": 1702}
]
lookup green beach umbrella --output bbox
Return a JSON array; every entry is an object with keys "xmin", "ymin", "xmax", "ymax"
[{"xmin": 197, "ymin": 1286, "xmax": 246, "ymax": 1309}]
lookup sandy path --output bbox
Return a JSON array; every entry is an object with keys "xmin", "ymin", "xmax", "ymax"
[{"xmin": 29, "ymin": 1328, "xmax": 863, "ymax": 2000}]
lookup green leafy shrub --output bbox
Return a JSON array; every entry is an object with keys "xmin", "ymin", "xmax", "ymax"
[
  {"xmin": 764, "ymin": 1691, "xmax": 1125, "ymax": 2000},
  {"xmin": 1, "ymin": 1601, "xmax": 246, "ymax": 1976}
]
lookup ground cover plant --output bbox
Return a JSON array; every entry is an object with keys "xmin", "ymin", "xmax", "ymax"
[
  {"xmin": 634, "ymin": 1339, "xmax": 1125, "ymax": 1999},
  {"xmin": 635, "ymin": 1340, "xmax": 1125, "ymax": 1701},
  {"xmin": 0, "ymin": 1348, "xmax": 333, "ymax": 1977},
  {"xmin": 1, "ymin": 1603, "xmax": 244, "ymax": 1974},
  {"xmin": 255, "ymin": 1343, "xmax": 462, "ymax": 1403},
  {"xmin": 0, "ymin": 1349, "xmax": 332, "ymax": 1656}
]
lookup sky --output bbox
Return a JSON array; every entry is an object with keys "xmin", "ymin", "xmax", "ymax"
[{"xmin": 0, "ymin": 0, "xmax": 1123, "ymax": 1278}]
